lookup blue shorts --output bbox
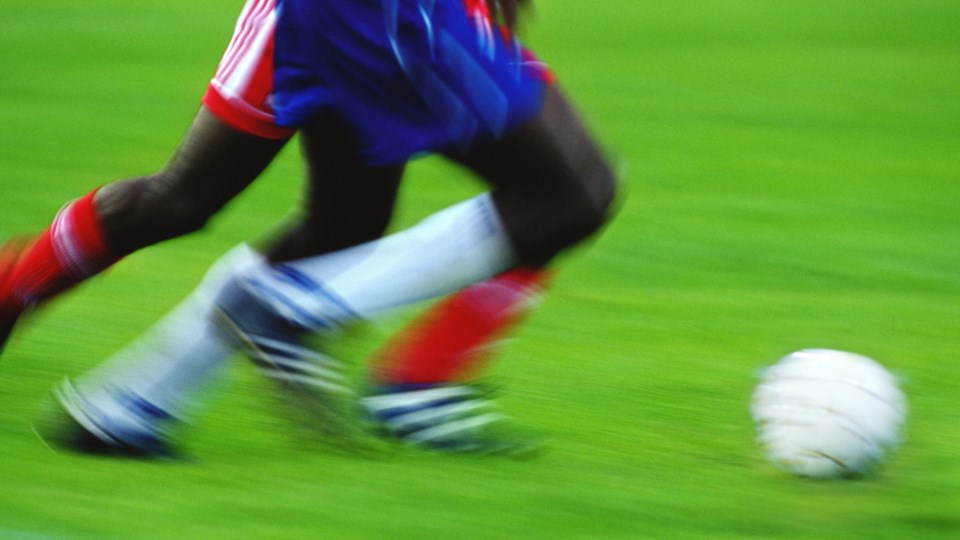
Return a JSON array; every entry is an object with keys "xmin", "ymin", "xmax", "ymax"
[{"xmin": 272, "ymin": 0, "xmax": 549, "ymax": 166}]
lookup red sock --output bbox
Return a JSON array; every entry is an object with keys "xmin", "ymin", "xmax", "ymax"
[
  {"xmin": 2, "ymin": 189, "xmax": 118, "ymax": 312},
  {"xmin": 370, "ymin": 267, "xmax": 552, "ymax": 386}
]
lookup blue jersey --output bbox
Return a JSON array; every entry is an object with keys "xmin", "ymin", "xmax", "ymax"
[{"xmin": 271, "ymin": 0, "xmax": 549, "ymax": 166}]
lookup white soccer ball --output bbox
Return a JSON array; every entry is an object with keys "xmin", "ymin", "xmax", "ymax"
[{"xmin": 751, "ymin": 349, "xmax": 907, "ymax": 478}]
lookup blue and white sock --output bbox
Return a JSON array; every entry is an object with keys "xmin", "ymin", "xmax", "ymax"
[{"xmin": 236, "ymin": 193, "xmax": 518, "ymax": 331}]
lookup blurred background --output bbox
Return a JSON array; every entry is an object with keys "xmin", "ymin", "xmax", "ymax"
[{"xmin": 1, "ymin": 1, "xmax": 958, "ymax": 538}]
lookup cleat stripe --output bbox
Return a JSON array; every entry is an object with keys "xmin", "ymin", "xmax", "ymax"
[
  {"xmin": 253, "ymin": 337, "xmax": 335, "ymax": 364},
  {"xmin": 362, "ymin": 386, "xmax": 477, "ymax": 411},
  {"xmin": 263, "ymin": 371, "xmax": 355, "ymax": 395},
  {"xmin": 383, "ymin": 400, "xmax": 490, "ymax": 431},
  {"xmin": 254, "ymin": 354, "xmax": 346, "ymax": 379},
  {"xmin": 406, "ymin": 412, "xmax": 504, "ymax": 444}
]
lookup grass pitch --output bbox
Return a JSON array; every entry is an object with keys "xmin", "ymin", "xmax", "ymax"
[{"xmin": 1, "ymin": 1, "xmax": 958, "ymax": 538}]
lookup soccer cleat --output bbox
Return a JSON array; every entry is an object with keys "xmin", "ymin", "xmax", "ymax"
[
  {"xmin": 361, "ymin": 383, "xmax": 546, "ymax": 458},
  {"xmin": 211, "ymin": 277, "xmax": 369, "ymax": 449},
  {"xmin": 35, "ymin": 378, "xmax": 178, "ymax": 458},
  {"xmin": 0, "ymin": 237, "xmax": 32, "ymax": 357}
]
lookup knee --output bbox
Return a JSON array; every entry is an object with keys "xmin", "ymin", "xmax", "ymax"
[
  {"xmin": 572, "ymin": 157, "xmax": 619, "ymax": 239},
  {"xmin": 537, "ymin": 85, "xmax": 620, "ymax": 246},
  {"xmin": 552, "ymin": 165, "xmax": 619, "ymax": 255},
  {"xmin": 497, "ymin": 163, "xmax": 620, "ymax": 266}
]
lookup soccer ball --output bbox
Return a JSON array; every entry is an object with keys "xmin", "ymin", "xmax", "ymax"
[{"xmin": 751, "ymin": 349, "xmax": 907, "ymax": 478}]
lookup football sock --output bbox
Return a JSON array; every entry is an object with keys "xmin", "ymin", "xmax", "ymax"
[
  {"xmin": 370, "ymin": 267, "xmax": 550, "ymax": 385},
  {"xmin": 1, "ymin": 189, "xmax": 118, "ymax": 312},
  {"xmin": 238, "ymin": 193, "xmax": 518, "ymax": 330},
  {"xmin": 71, "ymin": 245, "xmax": 260, "ymax": 422}
]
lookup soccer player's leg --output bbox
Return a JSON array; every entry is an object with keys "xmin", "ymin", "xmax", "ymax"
[
  {"xmin": 32, "ymin": 113, "xmax": 368, "ymax": 453},
  {"xmin": 0, "ymin": 237, "xmax": 32, "ymax": 355},
  {"xmin": 35, "ymin": 245, "xmax": 262, "ymax": 457},
  {"xmin": 371, "ymin": 81, "xmax": 619, "ymax": 452},
  {"xmin": 265, "ymin": 114, "xmax": 405, "ymax": 263},
  {"xmin": 361, "ymin": 268, "xmax": 552, "ymax": 456},
  {"xmin": 0, "ymin": 109, "xmax": 286, "ymax": 359},
  {"xmin": 218, "ymin": 190, "xmax": 530, "ymax": 455},
  {"xmin": 369, "ymin": 268, "xmax": 551, "ymax": 386},
  {"xmin": 94, "ymin": 108, "xmax": 288, "ymax": 253},
  {"xmin": 363, "ymin": 86, "xmax": 618, "ymax": 456},
  {"xmin": 253, "ymin": 0, "xmax": 616, "ymax": 455},
  {"xmin": 360, "ymin": 91, "xmax": 618, "ymax": 455},
  {"xmin": 0, "ymin": 189, "xmax": 115, "ymax": 357},
  {"xmin": 0, "ymin": 0, "xmax": 289, "ymax": 358},
  {"xmin": 210, "ymin": 115, "xmax": 405, "ymax": 445}
]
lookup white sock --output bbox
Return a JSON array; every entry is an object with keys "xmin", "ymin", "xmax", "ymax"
[
  {"xmin": 72, "ymin": 245, "xmax": 261, "ymax": 424},
  {"xmin": 239, "ymin": 193, "xmax": 518, "ymax": 330}
]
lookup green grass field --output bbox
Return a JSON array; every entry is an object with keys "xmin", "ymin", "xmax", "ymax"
[{"xmin": 2, "ymin": 1, "xmax": 959, "ymax": 538}]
